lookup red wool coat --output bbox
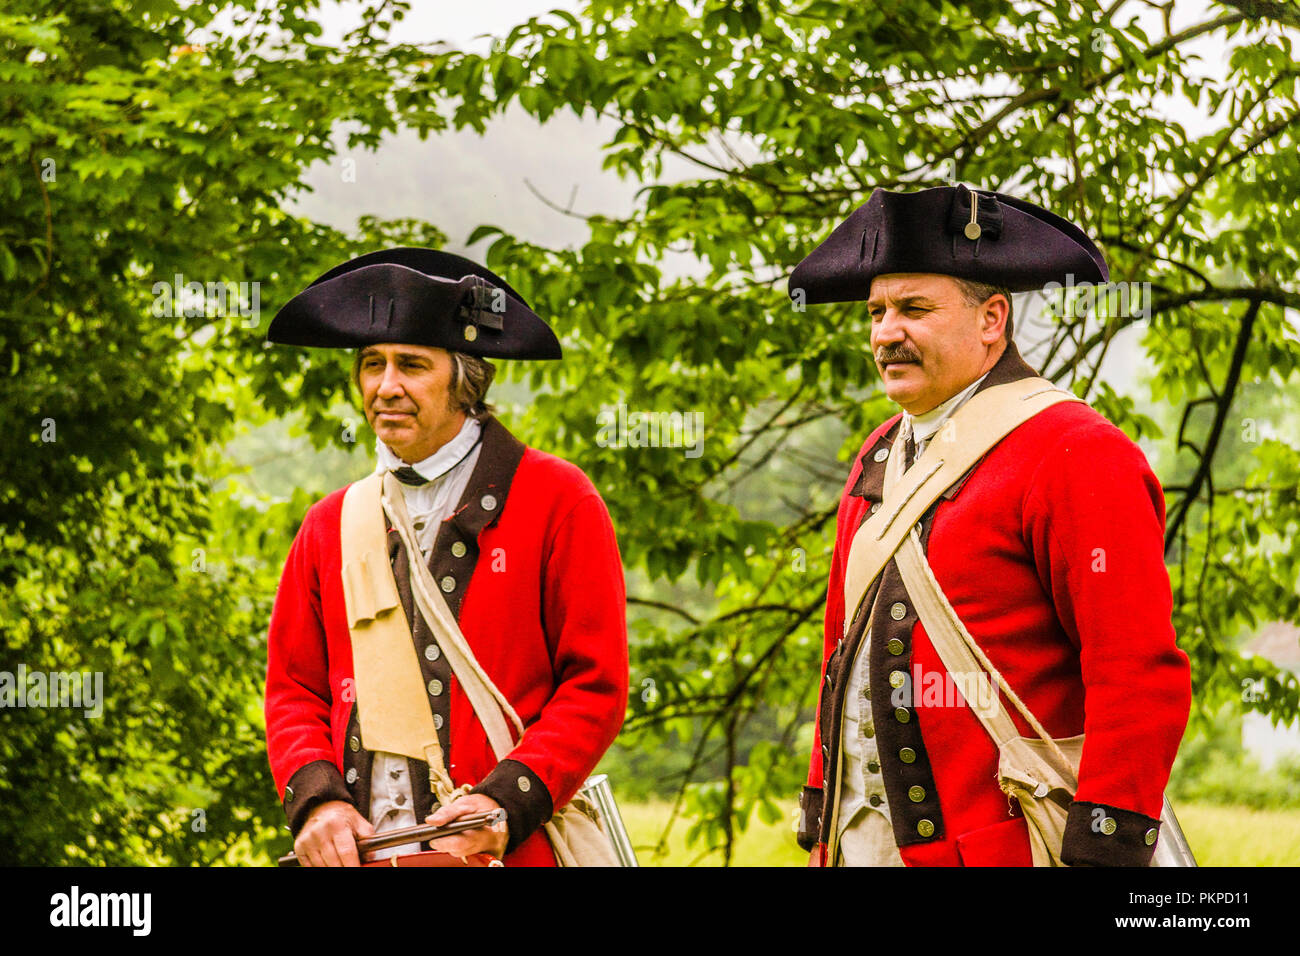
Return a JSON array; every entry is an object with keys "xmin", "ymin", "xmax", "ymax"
[
  {"xmin": 801, "ymin": 344, "xmax": 1192, "ymax": 866},
  {"xmin": 265, "ymin": 416, "xmax": 629, "ymax": 866}
]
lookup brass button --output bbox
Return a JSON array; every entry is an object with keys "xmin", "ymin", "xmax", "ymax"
[
  {"xmin": 1144, "ymin": 827, "xmax": 1158, "ymax": 846},
  {"xmin": 890, "ymin": 602, "xmax": 907, "ymax": 621},
  {"xmin": 413, "ymin": 520, "xmax": 425, "ymax": 531},
  {"xmin": 908, "ymin": 785, "xmax": 925, "ymax": 803},
  {"xmin": 440, "ymin": 575, "xmax": 456, "ymax": 593},
  {"xmin": 1100, "ymin": 816, "xmax": 1117, "ymax": 835},
  {"xmin": 451, "ymin": 540, "xmax": 467, "ymax": 558},
  {"xmin": 873, "ymin": 448, "xmax": 889, "ymax": 463},
  {"xmin": 428, "ymin": 679, "xmax": 444, "ymax": 697},
  {"xmin": 517, "ymin": 775, "xmax": 531, "ymax": 793},
  {"xmin": 433, "ymin": 713, "xmax": 444, "ymax": 731},
  {"xmin": 899, "ymin": 747, "xmax": 917, "ymax": 764},
  {"xmin": 868, "ymin": 794, "xmax": 882, "ymax": 807},
  {"xmin": 867, "ymin": 760, "xmax": 879, "ymax": 773},
  {"xmin": 894, "ymin": 707, "xmax": 910, "ymax": 723},
  {"xmin": 464, "ymin": 324, "xmax": 478, "ymax": 341},
  {"xmin": 395, "ymin": 793, "xmax": 407, "ymax": 807},
  {"xmin": 348, "ymin": 735, "xmax": 360, "ymax": 752},
  {"xmin": 889, "ymin": 670, "xmax": 907, "ymax": 689},
  {"xmin": 345, "ymin": 768, "xmax": 358, "ymax": 784},
  {"xmin": 481, "ymin": 494, "xmax": 498, "ymax": 512},
  {"xmin": 284, "ymin": 786, "xmax": 294, "ymax": 803},
  {"xmin": 917, "ymin": 819, "xmax": 935, "ymax": 838},
  {"xmin": 864, "ymin": 722, "xmax": 874, "ymax": 739},
  {"xmin": 887, "ymin": 638, "xmax": 905, "ymax": 656},
  {"xmin": 869, "ymin": 502, "xmax": 881, "ymax": 514},
  {"xmin": 424, "ymin": 644, "xmax": 441, "ymax": 662}
]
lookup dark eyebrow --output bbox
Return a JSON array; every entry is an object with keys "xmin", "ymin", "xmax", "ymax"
[
  {"xmin": 867, "ymin": 295, "xmax": 938, "ymax": 311},
  {"xmin": 358, "ymin": 348, "xmax": 429, "ymax": 362}
]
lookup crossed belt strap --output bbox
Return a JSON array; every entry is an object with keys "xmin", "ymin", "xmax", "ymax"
[{"xmin": 338, "ymin": 471, "xmax": 526, "ymax": 805}]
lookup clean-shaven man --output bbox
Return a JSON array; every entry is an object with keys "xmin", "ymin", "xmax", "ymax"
[{"xmin": 263, "ymin": 248, "xmax": 628, "ymax": 866}]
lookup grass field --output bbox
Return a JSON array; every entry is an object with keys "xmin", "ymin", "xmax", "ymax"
[{"xmin": 618, "ymin": 800, "xmax": 1300, "ymax": 866}]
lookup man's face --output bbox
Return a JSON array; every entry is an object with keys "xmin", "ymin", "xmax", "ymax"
[
  {"xmin": 867, "ymin": 273, "xmax": 1007, "ymax": 415},
  {"xmin": 357, "ymin": 343, "xmax": 464, "ymax": 463}
]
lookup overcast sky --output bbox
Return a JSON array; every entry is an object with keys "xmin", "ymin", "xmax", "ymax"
[{"xmin": 291, "ymin": 0, "xmax": 1244, "ymax": 392}]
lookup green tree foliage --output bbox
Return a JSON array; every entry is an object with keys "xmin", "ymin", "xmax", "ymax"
[
  {"xmin": 0, "ymin": 0, "xmax": 427, "ymax": 864},
  {"xmin": 405, "ymin": 0, "xmax": 1300, "ymax": 863},
  {"xmin": 3, "ymin": 0, "xmax": 1298, "ymax": 864}
]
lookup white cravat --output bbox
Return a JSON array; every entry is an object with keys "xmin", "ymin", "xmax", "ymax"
[
  {"xmin": 899, "ymin": 370, "xmax": 991, "ymax": 462},
  {"xmin": 367, "ymin": 415, "xmax": 484, "ymax": 858},
  {"xmin": 836, "ymin": 370, "xmax": 990, "ymax": 867}
]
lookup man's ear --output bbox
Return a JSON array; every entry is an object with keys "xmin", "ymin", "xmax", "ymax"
[{"xmin": 979, "ymin": 294, "xmax": 1010, "ymax": 345}]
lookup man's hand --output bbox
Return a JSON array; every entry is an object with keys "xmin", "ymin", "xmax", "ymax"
[
  {"xmin": 295, "ymin": 800, "xmax": 374, "ymax": 867},
  {"xmin": 427, "ymin": 793, "xmax": 508, "ymax": 861}
]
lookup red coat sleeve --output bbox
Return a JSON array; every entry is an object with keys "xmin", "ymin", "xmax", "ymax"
[
  {"xmin": 264, "ymin": 501, "xmax": 351, "ymax": 833},
  {"xmin": 470, "ymin": 491, "xmax": 628, "ymax": 837},
  {"xmin": 1021, "ymin": 418, "xmax": 1192, "ymax": 865}
]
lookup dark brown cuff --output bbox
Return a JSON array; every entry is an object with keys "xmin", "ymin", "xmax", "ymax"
[
  {"xmin": 283, "ymin": 760, "xmax": 353, "ymax": 837},
  {"xmin": 797, "ymin": 786, "xmax": 824, "ymax": 852},
  {"xmin": 1061, "ymin": 800, "xmax": 1160, "ymax": 867},
  {"xmin": 470, "ymin": 758, "xmax": 554, "ymax": 855}
]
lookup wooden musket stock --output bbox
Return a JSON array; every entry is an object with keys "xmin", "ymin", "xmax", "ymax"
[{"xmin": 276, "ymin": 808, "xmax": 506, "ymax": 867}]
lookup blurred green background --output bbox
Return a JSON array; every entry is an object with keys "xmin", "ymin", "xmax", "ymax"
[{"xmin": 4, "ymin": 0, "xmax": 1299, "ymax": 865}]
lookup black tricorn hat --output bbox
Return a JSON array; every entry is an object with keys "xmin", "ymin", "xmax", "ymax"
[
  {"xmin": 266, "ymin": 247, "xmax": 562, "ymax": 359},
  {"xmin": 788, "ymin": 185, "xmax": 1108, "ymax": 304}
]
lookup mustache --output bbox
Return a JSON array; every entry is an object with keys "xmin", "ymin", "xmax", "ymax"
[{"xmin": 876, "ymin": 345, "xmax": 921, "ymax": 365}]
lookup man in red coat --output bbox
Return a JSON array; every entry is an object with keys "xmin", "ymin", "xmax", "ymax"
[
  {"xmin": 263, "ymin": 248, "xmax": 628, "ymax": 866},
  {"xmin": 788, "ymin": 186, "xmax": 1191, "ymax": 866}
]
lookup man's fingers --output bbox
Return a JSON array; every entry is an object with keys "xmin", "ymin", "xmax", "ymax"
[
  {"xmin": 428, "ymin": 805, "xmax": 459, "ymax": 826},
  {"xmin": 429, "ymin": 834, "xmax": 481, "ymax": 860},
  {"xmin": 333, "ymin": 828, "xmax": 362, "ymax": 867},
  {"xmin": 317, "ymin": 833, "xmax": 346, "ymax": 868}
]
